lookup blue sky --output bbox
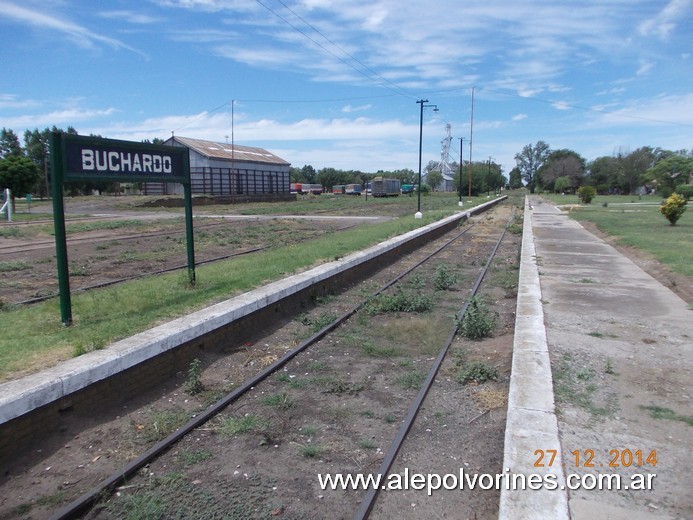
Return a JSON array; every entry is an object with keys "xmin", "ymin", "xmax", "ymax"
[{"xmin": 1, "ymin": 0, "xmax": 691, "ymax": 175}]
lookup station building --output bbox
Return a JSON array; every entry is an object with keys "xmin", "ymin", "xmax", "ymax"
[{"xmin": 142, "ymin": 136, "xmax": 292, "ymax": 201}]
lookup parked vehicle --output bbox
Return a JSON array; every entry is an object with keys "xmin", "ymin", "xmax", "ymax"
[
  {"xmin": 345, "ymin": 184, "xmax": 362, "ymax": 195},
  {"xmin": 290, "ymin": 183, "xmax": 323, "ymax": 195},
  {"xmin": 372, "ymin": 177, "xmax": 401, "ymax": 197}
]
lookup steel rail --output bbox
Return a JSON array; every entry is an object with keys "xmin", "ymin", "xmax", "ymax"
[
  {"xmin": 48, "ymin": 219, "xmax": 478, "ymax": 520},
  {"xmin": 11, "ymin": 223, "xmax": 358, "ymax": 305},
  {"xmin": 15, "ymin": 247, "xmax": 265, "ymax": 306},
  {"xmin": 353, "ymin": 218, "xmax": 511, "ymax": 520},
  {"xmin": 0, "ymin": 220, "xmax": 245, "ymax": 255}
]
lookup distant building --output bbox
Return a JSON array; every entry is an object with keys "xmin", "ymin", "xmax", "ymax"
[{"xmin": 143, "ymin": 136, "xmax": 291, "ymax": 200}]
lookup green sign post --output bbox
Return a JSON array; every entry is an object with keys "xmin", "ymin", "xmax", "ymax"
[{"xmin": 50, "ymin": 132, "xmax": 194, "ymax": 325}]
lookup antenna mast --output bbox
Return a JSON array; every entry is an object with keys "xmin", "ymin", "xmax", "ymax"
[{"xmin": 438, "ymin": 123, "xmax": 454, "ymax": 179}]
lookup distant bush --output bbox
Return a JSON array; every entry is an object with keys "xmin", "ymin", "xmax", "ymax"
[
  {"xmin": 577, "ymin": 186, "xmax": 596, "ymax": 204},
  {"xmin": 660, "ymin": 193, "xmax": 687, "ymax": 226},
  {"xmin": 658, "ymin": 186, "xmax": 674, "ymax": 198},
  {"xmin": 675, "ymin": 184, "xmax": 693, "ymax": 200}
]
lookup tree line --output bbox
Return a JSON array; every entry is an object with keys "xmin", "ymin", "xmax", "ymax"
[
  {"xmin": 0, "ymin": 127, "xmax": 166, "ymax": 206},
  {"xmin": 291, "ymin": 159, "xmax": 507, "ymax": 196},
  {"xmin": 512, "ymin": 140, "xmax": 693, "ymax": 197},
  {"xmin": 3, "ymin": 125, "xmax": 690, "ymax": 203}
]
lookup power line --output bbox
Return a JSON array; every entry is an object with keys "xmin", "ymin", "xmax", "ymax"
[
  {"xmin": 421, "ymin": 84, "xmax": 692, "ymax": 128},
  {"xmin": 255, "ymin": 0, "xmax": 417, "ymax": 101}
]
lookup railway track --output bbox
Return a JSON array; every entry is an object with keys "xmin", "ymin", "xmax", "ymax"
[
  {"xmin": 0, "ymin": 217, "xmax": 356, "ymax": 305},
  {"xmin": 0, "ymin": 220, "xmax": 234, "ymax": 256},
  {"xmin": 0, "ymin": 202, "xmax": 521, "ymax": 519}
]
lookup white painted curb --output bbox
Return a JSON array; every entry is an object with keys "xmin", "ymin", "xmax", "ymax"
[{"xmin": 498, "ymin": 197, "xmax": 569, "ymax": 519}]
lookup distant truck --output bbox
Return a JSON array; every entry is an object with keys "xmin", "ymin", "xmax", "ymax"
[
  {"xmin": 372, "ymin": 177, "xmax": 401, "ymax": 197},
  {"xmin": 345, "ymin": 183, "xmax": 361, "ymax": 195},
  {"xmin": 290, "ymin": 183, "xmax": 323, "ymax": 195},
  {"xmin": 401, "ymin": 184, "xmax": 416, "ymax": 194}
]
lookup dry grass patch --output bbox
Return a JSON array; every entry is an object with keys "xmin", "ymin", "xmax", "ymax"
[{"xmin": 473, "ymin": 387, "xmax": 507, "ymax": 410}]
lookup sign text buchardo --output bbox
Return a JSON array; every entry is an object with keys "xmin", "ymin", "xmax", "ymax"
[
  {"xmin": 50, "ymin": 133, "xmax": 195, "ymax": 325},
  {"xmin": 63, "ymin": 134, "xmax": 188, "ymax": 182}
]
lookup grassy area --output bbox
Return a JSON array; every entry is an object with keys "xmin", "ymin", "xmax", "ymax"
[
  {"xmin": 0, "ymin": 195, "xmax": 492, "ymax": 381},
  {"xmin": 540, "ymin": 193, "xmax": 692, "ymax": 277}
]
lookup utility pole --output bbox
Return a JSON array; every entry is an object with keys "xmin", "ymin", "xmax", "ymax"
[
  {"xmin": 487, "ymin": 156, "xmax": 494, "ymax": 196},
  {"xmin": 415, "ymin": 99, "xmax": 437, "ymax": 218},
  {"xmin": 458, "ymin": 137, "xmax": 466, "ymax": 206},
  {"xmin": 468, "ymin": 87, "xmax": 475, "ymax": 201}
]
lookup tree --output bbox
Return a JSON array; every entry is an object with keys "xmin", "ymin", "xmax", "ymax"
[
  {"xmin": 24, "ymin": 128, "xmax": 51, "ymax": 198},
  {"xmin": 615, "ymin": 146, "xmax": 655, "ymax": 195},
  {"xmin": 425, "ymin": 170, "xmax": 443, "ymax": 191},
  {"xmin": 485, "ymin": 161, "xmax": 506, "ymax": 194},
  {"xmin": 0, "ymin": 155, "xmax": 41, "ymax": 209},
  {"xmin": 514, "ymin": 141, "xmax": 550, "ymax": 193},
  {"xmin": 316, "ymin": 167, "xmax": 354, "ymax": 190},
  {"xmin": 0, "ymin": 128, "xmax": 23, "ymax": 158},
  {"xmin": 423, "ymin": 160, "xmax": 439, "ymax": 175},
  {"xmin": 643, "ymin": 155, "xmax": 693, "ymax": 196},
  {"xmin": 554, "ymin": 176, "xmax": 571, "ymax": 193},
  {"xmin": 389, "ymin": 169, "xmax": 416, "ymax": 184},
  {"xmin": 299, "ymin": 164, "xmax": 316, "ymax": 183},
  {"xmin": 465, "ymin": 161, "xmax": 492, "ymax": 196},
  {"xmin": 538, "ymin": 149, "xmax": 585, "ymax": 192},
  {"xmin": 24, "ymin": 126, "xmax": 78, "ymax": 198},
  {"xmin": 586, "ymin": 156, "xmax": 620, "ymax": 193},
  {"xmin": 508, "ymin": 167, "xmax": 523, "ymax": 189}
]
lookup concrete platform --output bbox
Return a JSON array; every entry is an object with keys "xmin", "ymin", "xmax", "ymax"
[
  {"xmin": 500, "ymin": 196, "xmax": 692, "ymax": 519},
  {"xmin": 0, "ymin": 199, "xmax": 507, "ymax": 428}
]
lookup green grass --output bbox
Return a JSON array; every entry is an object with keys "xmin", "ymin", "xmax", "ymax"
[
  {"xmin": 640, "ymin": 405, "xmax": 693, "ymax": 426},
  {"xmin": 177, "ymin": 448, "xmax": 213, "ymax": 467},
  {"xmin": 456, "ymin": 361, "xmax": 499, "ymax": 385},
  {"xmin": 396, "ymin": 371, "xmax": 426, "ymax": 390},
  {"xmin": 1, "ymin": 208, "xmax": 468, "ymax": 380},
  {"xmin": 0, "ymin": 193, "xmax": 508, "ymax": 380},
  {"xmin": 0, "ymin": 260, "xmax": 32, "ymax": 272},
  {"xmin": 541, "ymin": 194, "xmax": 692, "ymax": 277},
  {"xmin": 299, "ymin": 444, "xmax": 325, "ymax": 458},
  {"xmin": 261, "ymin": 392, "xmax": 294, "ymax": 409},
  {"xmin": 219, "ymin": 414, "xmax": 265, "ymax": 435}
]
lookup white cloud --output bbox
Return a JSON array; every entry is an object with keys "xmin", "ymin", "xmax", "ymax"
[
  {"xmin": 638, "ymin": 0, "xmax": 691, "ymax": 39},
  {"xmin": 0, "ymin": 1, "xmax": 145, "ymax": 55},
  {"xmin": 594, "ymin": 93, "xmax": 693, "ymax": 127},
  {"xmin": 512, "ymin": 114, "xmax": 528, "ymax": 121},
  {"xmin": 2, "ymin": 107, "xmax": 118, "ymax": 130},
  {"xmin": 0, "ymin": 94, "xmax": 40, "ymax": 110},
  {"xmin": 552, "ymin": 101, "xmax": 571, "ymax": 111},
  {"xmin": 637, "ymin": 61, "xmax": 655, "ymax": 76},
  {"xmin": 97, "ymin": 10, "xmax": 164, "ymax": 24},
  {"xmin": 341, "ymin": 104, "xmax": 372, "ymax": 113}
]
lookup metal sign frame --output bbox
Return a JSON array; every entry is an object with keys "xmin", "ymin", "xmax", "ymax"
[{"xmin": 50, "ymin": 132, "xmax": 195, "ymax": 325}]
